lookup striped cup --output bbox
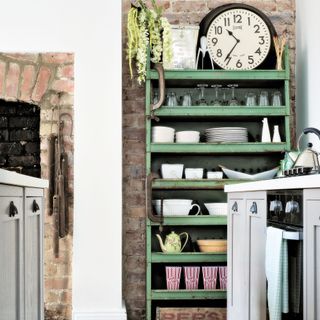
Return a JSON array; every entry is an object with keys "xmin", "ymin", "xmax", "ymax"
[
  {"xmin": 219, "ymin": 266, "xmax": 227, "ymax": 289},
  {"xmin": 166, "ymin": 266, "xmax": 181, "ymax": 290},
  {"xmin": 184, "ymin": 266, "xmax": 200, "ymax": 290},
  {"xmin": 202, "ymin": 266, "xmax": 218, "ymax": 290}
]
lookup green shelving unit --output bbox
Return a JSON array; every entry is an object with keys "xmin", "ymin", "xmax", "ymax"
[{"xmin": 145, "ymin": 47, "xmax": 291, "ymax": 319}]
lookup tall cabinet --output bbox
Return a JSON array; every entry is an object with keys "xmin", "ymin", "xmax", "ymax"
[
  {"xmin": 0, "ymin": 171, "xmax": 48, "ymax": 320},
  {"xmin": 145, "ymin": 48, "xmax": 291, "ymax": 319}
]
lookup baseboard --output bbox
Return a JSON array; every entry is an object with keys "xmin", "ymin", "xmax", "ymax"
[{"xmin": 73, "ymin": 309, "xmax": 127, "ymax": 320}]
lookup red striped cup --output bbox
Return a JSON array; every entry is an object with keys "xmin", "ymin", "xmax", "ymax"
[
  {"xmin": 166, "ymin": 266, "xmax": 181, "ymax": 290},
  {"xmin": 184, "ymin": 266, "xmax": 200, "ymax": 290},
  {"xmin": 218, "ymin": 266, "xmax": 227, "ymax": 289},
  {"xmin": 202, "ymin": 266, "xmax": 218, "ymax": 290}
]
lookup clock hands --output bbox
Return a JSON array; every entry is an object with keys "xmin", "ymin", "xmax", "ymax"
[{"xmin": 225, "ymin": 29, "xmax": 240, "ymax": 62}]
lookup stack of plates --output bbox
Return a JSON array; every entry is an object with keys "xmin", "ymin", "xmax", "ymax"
[{"xmin": 205, "ymin": 127, "xmax": 248, "ymax": 143}]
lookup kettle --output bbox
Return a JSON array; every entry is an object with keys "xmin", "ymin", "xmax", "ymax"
[
  {"xmin": 156, "ymin": 231, "xmax": 189, "ymax": 254},
  {"xmin": 294, "ymin": 127, "xmax": 320, "ymax": 173}
]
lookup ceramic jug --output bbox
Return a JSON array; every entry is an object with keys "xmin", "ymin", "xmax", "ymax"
[{"xmin": 261, "ymin": 117, "xmax": 271, "ymax": 142}]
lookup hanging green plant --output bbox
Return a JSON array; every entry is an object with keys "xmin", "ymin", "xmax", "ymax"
[{"xmin": 127, "ymin": 0, "xmax": 172, "ymax": 84}]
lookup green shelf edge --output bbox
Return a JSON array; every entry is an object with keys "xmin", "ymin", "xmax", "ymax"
[
  {"xmin": 150, "ymin": 252, "xmax": 227, "ymax": 263},
  {"xmin": 152, "ymin": 179, "xmax": 249, "ymax": 190},
  {"xmin": 154, "ymin": 106, "xmax": 288, "ymax": 117},
  {"xmin": 150, "ymin": 289, "xmax": 227, "ymax": 300},
  {"xmin": 149, "ymin": 216, "xmax": 227, "ymax": 226},
  {"xmin": 150, "ymin": 142, "xmax": 288, "ymax": 153},
  {"xmin": 147, "ymin": 69, "xmax": 288, "ymax": 80}
]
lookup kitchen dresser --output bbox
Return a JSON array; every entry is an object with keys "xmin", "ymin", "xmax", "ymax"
[
  {"xmin": 0, "ymin": 169, "xmax": 48, "ymax": 320},
  {"xmin": 145, "ymin": 47, "xmax": 291, "ymax": 319},
  {"xmin": 225, "ymin": 175, "xmax": 320, "ymax": 320}
]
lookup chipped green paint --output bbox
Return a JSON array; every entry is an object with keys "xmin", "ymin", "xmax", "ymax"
[
  {"xmin": 151, "ymin": 290, "xmax": 227, "ymax": 300},
  {"xmin": 151, "ymin": 252, "xmax": 227, "ymax": 263}
]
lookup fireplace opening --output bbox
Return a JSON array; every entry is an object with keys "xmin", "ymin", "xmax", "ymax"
[{"xmin": 0, "ymin": 99, "xmax": 40, "ymax": 177}]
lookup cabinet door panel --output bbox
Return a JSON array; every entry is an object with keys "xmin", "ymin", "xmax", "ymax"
[
  {"xmin": 247, "ymin": 197, "xmax": 266, "ymax": 320},
  {"xmin": 25, "ymin": 196, "xmax": 44, "ymax": 320},
  {"xmin": 228, "ymin": 194, "xmax": 248, "ymax": 320},
  {"xmin": 0, "ymin": 196, "xmax": 24, "ymax": 320},
  {"xmin": 304, "ymin": 189, "xmax": 320, "ymax": 320}
]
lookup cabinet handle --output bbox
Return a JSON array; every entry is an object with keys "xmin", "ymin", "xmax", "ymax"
[
  {"xmin": 250, "ymin": 201, "xmax": 258, "ymax": 214},
  {"xmin": 32, "ymin": 200, "xmax": 40, "ymax": 213},
  {"xmin": 9, "ymin": 201, "xmax": 18, "ymax": 217},
  {"xmin": 232, "ymin": 201, "xmax": 238, "ymax": 212}
]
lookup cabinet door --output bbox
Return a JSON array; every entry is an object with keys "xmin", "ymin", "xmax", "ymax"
[
  {"xmin": 246, "ymin": 193, "xmax": 267, "ymax": 320},
  {"xmin": 228, "ymin": 193, "xmax": 248, "ymax": 320},
  {"xmin": 24, "ymin": 189, "xmax": 44, "ymax": 320},
  {"xmin": 0, "ymin": 186, "xmax": 24, "ymax": 320},
  {"xmin": 304, "ymin": 189, "xmax": 320, "ymax": 320}
]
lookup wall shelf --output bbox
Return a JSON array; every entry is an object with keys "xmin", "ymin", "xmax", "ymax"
[
  {"xmin": 150, "ymin": 289, "xmax": 227, "ymax": 300},
  {"xmin": 150, "ymin": 252, "xmax": 227, "ymax": 263},
  {"xmin": 148, "ymin": 216, "xmax": 227, "ymax": 226}
]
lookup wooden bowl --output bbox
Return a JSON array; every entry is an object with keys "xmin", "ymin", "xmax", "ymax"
[{"xmin": 197, "ymin": 239, "xmax": 227, "ymax": 253}]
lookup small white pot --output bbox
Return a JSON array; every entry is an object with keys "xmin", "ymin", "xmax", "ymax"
[
  {"xmin": 161, "ymin": 164, "xmax": 184, "ymax": 179},
  {"xmin": 185, "ymin": 168, "xmax": 203, "ymax": 179},
  {"xmin": 176, "ymin": 131, "xmax": 200, "ymax": 143},
  {"xmin": 207, "ymin": 171, "xmax": 223, "ymax": 179}
]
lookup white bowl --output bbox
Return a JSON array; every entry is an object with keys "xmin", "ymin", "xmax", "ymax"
[
  {"xmin": 207, "ymin": 171, "xmax": 223, "ymax": 179},
  {"xmin": 220, "ymin": 166, "xmax": 279, "ymax": 180},
  {"xmin": 204, "ymin": 203, "xmax": 228, "ymax": 215},
  {"xmin": 152, "ymin": 126, "xmax": 175, "ymax": 143},
  {"xmin": 152, "ymin": 199, "xmax": 201, "ymax": 216},
  {"xmin": 161, "ymin": 164, "xmax": 184, "ymax": 179},
  {"xmin": 185, "ymin": 168, "xmax": 203, "ymax": 179},
  {"xmin": 176, "ymin": 131, "xmax": 200, "ymax": 143}
]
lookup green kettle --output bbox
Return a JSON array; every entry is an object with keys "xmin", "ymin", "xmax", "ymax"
[{"xmin": 156, "ymin": 231, "xmax": 189, "ymax": 254}]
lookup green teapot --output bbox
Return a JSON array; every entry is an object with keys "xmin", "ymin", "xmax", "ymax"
[{"xmin": 156, "ymin": 231, "xmax": 189, "ymax": 254}]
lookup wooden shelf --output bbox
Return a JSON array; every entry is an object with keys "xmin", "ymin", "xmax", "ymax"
[
  {"xmin": 150, "ymin": 289, "xmax": 227, "ymax": 300},
  {"xmin": 150, "ymin": 252, "xmax": 227, "ymax": 263},
  {"xmin": 150, "ymin": 142, "xmax": 288, "ymax": 153},
  {"xmin": 152, "ymin": 179, "xmax": 249, "ymax": 190},
  {"xmin": 148, "ymin": 69, "xmax": 288, "ymax": 81},
  {"xmin": 149, "ymin": 216, "xmax": 227, "ymax": 226},
  {"xmin": 153, "ymin": 106, "xmax": 287, "ymax": 117}
]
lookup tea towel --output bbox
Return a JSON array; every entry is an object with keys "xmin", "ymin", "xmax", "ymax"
[{"xmin": 266, "ymin": 226, "xmax": 289, "ymax": 320}]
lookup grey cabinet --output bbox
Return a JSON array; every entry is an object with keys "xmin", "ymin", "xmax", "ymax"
[
  {"xmin": 304, "ymin": 188, "xmax": 320, "ymax": 320},
  {"xmin": 228, "ymin": 191, "xmax": 267, "ymax": 320},
  {"xmin": 0, "ymin": 185, "xmax": 44, "ymax": 320}
]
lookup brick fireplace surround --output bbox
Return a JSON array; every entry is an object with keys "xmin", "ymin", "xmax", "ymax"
[
  {"xmin": 122, "ymin": 0, "xmax": 296, "ymax": 319},
  {"xmin": 0, "ymin": 53, "xmax": 74, "ymax": 320}
]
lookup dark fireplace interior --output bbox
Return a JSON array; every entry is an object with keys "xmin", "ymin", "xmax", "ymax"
[{"xmin": 0, "ymin": 99, "xmax": 40, "ymax": 177}]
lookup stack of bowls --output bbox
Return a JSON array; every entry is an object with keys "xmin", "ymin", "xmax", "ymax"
[
  {"xmin": 152, "ymin": 126, "xmax": 175, "ymax": 143},
  {"xmin": 204, "ymin": 203, "xmax": 228, "ymax": 216},
  {"xmin": 176, "ymin": 131, "xmax": 200, "ymax": 143},
  {"xmin": 197, "ymin": 239, "xmax": 227, "ymax": 253}
]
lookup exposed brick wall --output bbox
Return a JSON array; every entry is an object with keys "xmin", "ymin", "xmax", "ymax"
[
  {"xmin": 0, "ymin": 53, "xmax": 74, "ymax": 320},
  {"xmin": 122, "ymin": 1, "xmax": 296, "ymax": 319}
]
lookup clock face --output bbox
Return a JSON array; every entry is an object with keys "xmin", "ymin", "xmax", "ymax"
[{"xmin": 206, "ymin": 8, "xmax": 271, "ymax": 70}]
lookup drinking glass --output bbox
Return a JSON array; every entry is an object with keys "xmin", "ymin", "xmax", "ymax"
[
  {"xmin": 182, "ymin": 92, "xmax": 192, "ymax": 106},
  {"xmin": 197, "ymin": 84, "xmax": 208, "ymax": 106},
  {"xmin": 153, "ymin": 91, "xmax": 159, "ymax": 105},
  {"xmin": 272, "ymin": 91, "xmax": 282, "ymax": 106},
  {"xmin": 245, "ymin": 93, "xmax": 257, "ymax": 107},
  {"xmin": 221, "ymin": 88, "xmax": 228, "ymax": 106},
  {"xmin": 228, "ymin": 84, "xmax": 239, "ymax": 106},
  {"xmin": 259, "ymin": 91, "xmax": 270, "ymax": 106},
  {"xmin": 210, "ymin": 84, "xmax": 222, "ymax": 106},
  {"xmin": 167, "ymin": 92, "xmax": 178, "ymax": 107}
]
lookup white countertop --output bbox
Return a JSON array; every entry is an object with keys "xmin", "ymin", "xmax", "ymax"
[
  {"xmin": 225, "ymin": 174, "xmax": 320, "ymax": 193},
  {"xmin": 0, "ymin": 168, "xmax": 48, "ymax": 188}
]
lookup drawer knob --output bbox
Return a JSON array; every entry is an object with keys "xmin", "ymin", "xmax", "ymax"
[
  {"xmin": 232, "ymin": 201, "xmax": 238, "ymax": 212},
  {"xmin": 32, "ymin": 200, "xmax": 40, "ymax": 213},
  {"xmin": 9, "ymin": 201, "xmax": 18, "ymax": 217},
  {"xmin": 250, "ymin": 202, "xmax": 258, "ymax": 214}
]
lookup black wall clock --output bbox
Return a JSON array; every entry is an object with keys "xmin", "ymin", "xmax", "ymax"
[{"xmin": 197, "ymin": 4, "xmax": 277, "ymax": 70}]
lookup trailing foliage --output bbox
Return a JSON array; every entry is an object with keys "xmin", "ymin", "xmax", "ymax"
[{"xmin": 127, "ymin": 0, "xmax": 173, "ymax": 84}]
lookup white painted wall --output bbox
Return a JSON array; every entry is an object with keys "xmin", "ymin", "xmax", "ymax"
[
  {"xmin": 0, "ymin": 1, "xmax": 125, "ymax": 319},
  {"xmin": 296, "ymin": 0, "xmax": 320, "ymax": 148}
]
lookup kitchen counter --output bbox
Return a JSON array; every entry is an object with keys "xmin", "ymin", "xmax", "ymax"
[
  {"xmin": 225, "ymin": 174, "xmax": 320, "ymax": 192},
  {"xmin": 0, "ymin": 168, "xmax": 48, "ymax": 188}
]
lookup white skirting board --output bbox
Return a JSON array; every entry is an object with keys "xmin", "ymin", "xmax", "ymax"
[{"xmin": 73, "ymin": 309, "xmax": 127, "ymax": 320}]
